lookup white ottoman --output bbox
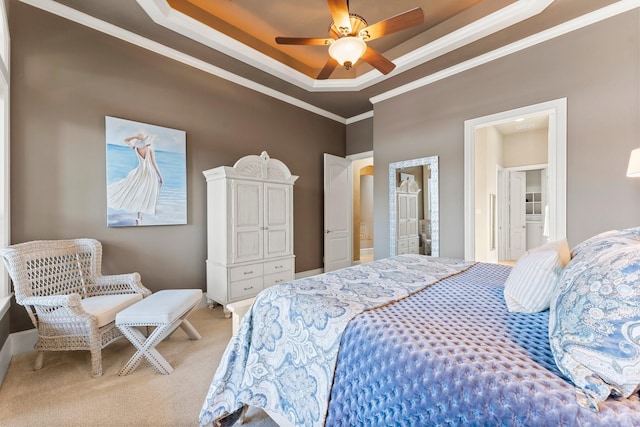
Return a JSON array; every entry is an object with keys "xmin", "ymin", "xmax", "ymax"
[{"xmin": 116, "ymin": 289, "xmax": 202, "ymax": 375}]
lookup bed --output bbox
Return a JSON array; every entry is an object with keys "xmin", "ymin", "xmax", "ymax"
[{"xmin": 199, "ymin": 229, "xmax": 640, "ymax": 427}]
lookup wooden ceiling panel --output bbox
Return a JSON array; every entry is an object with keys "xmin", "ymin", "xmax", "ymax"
[{"xmin": 168, "ymin": 0, "xmax": 493, "ymax": 78}]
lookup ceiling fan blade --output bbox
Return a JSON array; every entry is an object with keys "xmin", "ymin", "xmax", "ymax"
[
  {"xmin": 327, "ymin": 0, "xmax": 352, "ymax": 36},
  {"xmin": 329, "ymin": 27, "xmax": 342, "ymax": 40},
  {"xmin": 358, "ymin": 7, "xmax": 424, "ymax": 41},
  {"xmin": 317, "ymin": 57, "xmax": 339, "ymax": 80},
  {"xmin": 275, "ymin": 37, "xmax": 333, "ymax": 46},
  {"xmin": 361, "ymin": 47, "xmax": 396, "ymax": 75}
]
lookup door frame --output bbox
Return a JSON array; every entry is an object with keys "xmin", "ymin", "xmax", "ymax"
[{"xmin": 464, "ymin": 98, "xmax": 567, "ymax": 261}]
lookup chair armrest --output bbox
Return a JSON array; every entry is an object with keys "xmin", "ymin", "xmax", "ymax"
[
  {"xmin": 21, "ymin": 294, "xmax": 82, "ymax": 308},
  {"xmin": 93, "ymin": 272, "xmax": 152, "ymax": 297},
  {"xmin": 19, "ymin": 293, "xmax": 93, "ymax": 328}
]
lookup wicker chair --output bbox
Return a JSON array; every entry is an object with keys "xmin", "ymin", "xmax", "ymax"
[{"xmin": 0, "ymin": 238, "xmax": 151, "ymax": 377}]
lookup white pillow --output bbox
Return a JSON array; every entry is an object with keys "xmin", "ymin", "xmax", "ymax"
[
  {"xmin": 537, "ymin": 238, "xmax": 571, "ymax": 267},
  {"xmin": 504, "ymin": 248, "xmax": 564, "ymax": 313}
]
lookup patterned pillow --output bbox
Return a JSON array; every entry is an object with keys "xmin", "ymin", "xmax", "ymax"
[
  {"xmin": 503, "ymin": 239, "xmax": 570, "ymax": 313},
  {"xmin": 570, "ymin": 228, "xmax": 640, "ymax": 262},
  {"xmin": 549, "ymin": 243, "xmax": 640, "ymax": 410}
]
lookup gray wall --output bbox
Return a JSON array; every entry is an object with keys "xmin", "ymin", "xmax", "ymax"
[
  {"xmin": 346, "ymin": 117, "xmax": 373, "ymax": 155},
  {"xmin": 374, "ymin": 9, "xmax": 640, "ymax": 259},
  {"xmin": 6, "ymin": 1, "xmax": 344, "ymax": 333}
]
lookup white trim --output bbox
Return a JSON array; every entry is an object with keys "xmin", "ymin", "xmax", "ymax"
[
  {"xmin": 0, "ymin": 295, "xmax": 8, "ymax": 319},
  {"xmin": 464, "ymin": 98, "xmax": 567, "ymax": 261},
  {"xmin": 0, "ymin": 327, "xmax": 38, "ymax": 386},
  {"xmin": 6, "ymin": 327, "xmax": 37, "ymax": 355},
  {"xmin": 346, "ymin": 151, "xmax": 373, "ymax": 161},
  {"xmin": 0, "ymin": 0, "xmax": 8, "ymax": 299},
  {"xmin": 371, "ymin": 0, "xmax": 640, "ymax": 106},
  {"xmin": 136, "ymin": 0, "xmax": 555, "ymax": 93},
  {"xmin": 0, "ymin": 332, "xmax": 11, "ymax": 384},
  {"xmin": 19, "ymin": 0, "xmax": 346, "ymax": 124},
  {"xmin": 345, "ymin": 111, "xmax": 373, "ymax": 125},
  {"xmin": 504, "ymin": 163, "xmax": 549, "ymax": 172},
  {"xmin": 17, "ymin": 1, "xmax": 638, "ymax": 123}
]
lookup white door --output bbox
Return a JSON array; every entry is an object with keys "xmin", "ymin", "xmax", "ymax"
[
  {"xmin": 264, "ymin": 182, "xmax": 291, "ymax": 259},
  {"xmin": 509, "ymin": 171, "xmax": 527, "ymax": 260},
  {"xmin": 324, "ymin": 153, "xmax": 353, "ymax": 272},
  {"xmin": 497, "ymin": 168, "xmax": 510, "ymax": 262},
  {"xmin": 232, "ymin": 180, "xmax": 264, "ymax": 263}
]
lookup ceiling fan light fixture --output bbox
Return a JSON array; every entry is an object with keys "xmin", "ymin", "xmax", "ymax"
[{"xmin": 328, "ymin": 36, "xmax": 366, "ymax": 70}]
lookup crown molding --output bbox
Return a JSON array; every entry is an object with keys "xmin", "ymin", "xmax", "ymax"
[
  {"xmin": 345, "ymin": 111, "xmax": 374, "ymax": 125},
  {"xmin": 19, "ymin": 0, "xmax": 347, "ymax": 124},
  {"xmin": 137, "ymin": 0, "xmax": 555, "ymax": 93},
  {"xmin": 371, "ymin": 0, "xmax": 640, "ymax": 106},
  {"xmin": 19, "ymin": 0, "xmax": 640, "ymax": 123}
]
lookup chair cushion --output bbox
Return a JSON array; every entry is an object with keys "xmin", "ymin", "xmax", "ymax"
[
  {"xmin": 116, "ymin": 289, "xmax": 202, "ymax": 325},
  {"xmin": 81, "ymin": 294, "xmax": 143, "ymax": 327}
]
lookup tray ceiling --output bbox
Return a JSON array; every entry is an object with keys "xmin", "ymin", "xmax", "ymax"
[{"xmin": 26, "ymin": 0, "xmax": 627, "ymax": 119}]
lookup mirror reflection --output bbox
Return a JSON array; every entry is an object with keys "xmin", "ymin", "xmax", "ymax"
[{"xmin": 389, "ymin": 156, "xmax": 439, "ymax": 257}]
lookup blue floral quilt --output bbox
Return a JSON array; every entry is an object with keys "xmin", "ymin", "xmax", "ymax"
[{"xmin": 198, "ymin": 255, "xmax": 474, "ymax": 426}]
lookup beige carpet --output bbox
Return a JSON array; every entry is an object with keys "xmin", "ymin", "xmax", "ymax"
[{"xmin": 0, "ymin": 306, "xmax": 278, "ymax": 427}]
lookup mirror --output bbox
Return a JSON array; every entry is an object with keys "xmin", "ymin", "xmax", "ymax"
[{"xmin": 389, "ymin": 156, "xmax": 439, "ymax": 257}]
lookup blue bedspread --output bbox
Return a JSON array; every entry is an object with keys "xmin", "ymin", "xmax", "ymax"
[
  {"xmin": 326, "ymin": 262, "xmax": 640, "ymax": 426},
  {"xmin": 199, "ymin": 255, "xmax": 474, "ymax": 426}
]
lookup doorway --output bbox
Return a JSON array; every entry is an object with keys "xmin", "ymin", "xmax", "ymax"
[
  {"xmin": 349, "ymin": 153, "xmax": 374, "ymax": 264},
  {"xmin": 464, "ymin": 98, "xmax": 567, "ymax": 262}
]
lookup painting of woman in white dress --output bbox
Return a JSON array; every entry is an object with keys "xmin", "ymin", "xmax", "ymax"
[{"xmin": 106, "ymin": 117, "xmax": 186, "ymax": 227}]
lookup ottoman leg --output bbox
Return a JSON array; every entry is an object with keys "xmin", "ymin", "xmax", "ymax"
[
  {"xmin": 118, "ymin": 323, "xmax": 176, "ymax": 375},
  {"xmin": 179, "ymin": 319, "xmax": 201, "ymax": 340}
]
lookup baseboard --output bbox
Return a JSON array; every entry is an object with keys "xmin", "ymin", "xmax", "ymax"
[{"xmin": 0, "ymin": 327, "xmax": 38, "ymax": 385}]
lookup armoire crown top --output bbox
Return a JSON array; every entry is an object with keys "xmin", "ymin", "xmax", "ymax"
[
  {"xmin": 233, "ymin": 151, "xmax": 296, "ymax": 181},
  {"xmin": 203, "ymin": 151, "xmax": 298, "ymax": 184}
]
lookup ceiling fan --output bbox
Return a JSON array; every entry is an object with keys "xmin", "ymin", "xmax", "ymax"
[{"xmin": 275, "ymin": 0, "xmax": 424, "ymax": 79}]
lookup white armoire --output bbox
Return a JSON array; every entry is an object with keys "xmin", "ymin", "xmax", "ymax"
[
  {"xmin": 203, "ymin": 151, "xmax": 298, "ymax": 306},
  {"xmin": 396, "ymin": 178, "xmax": 421, "ymax": 255}
]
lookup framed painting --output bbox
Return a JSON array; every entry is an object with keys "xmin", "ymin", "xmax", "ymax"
[{"xmin": 105, "ymin": 116, "xmax": 187, "ymax": 227}]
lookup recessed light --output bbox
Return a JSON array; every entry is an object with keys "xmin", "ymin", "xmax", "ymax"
[
  {"xmin": 515, "ymin": 118, "xmax": 525, "ymax": 122},
  {"xmin": 516, "ymin": 123, "xmax": 536, "ymax": 130}
]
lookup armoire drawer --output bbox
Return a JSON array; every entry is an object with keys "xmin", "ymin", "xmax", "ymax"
[
  {"xmin": 264, "ymin": 271, "xmax": 293, "ymax": 289},
  {"xmin": 263, "ymin": 258, "xmax": 292, "ymax": 275},
  {"xmin": 230, "ymin": 277, "xmax": 263, "ymax": 300},
  {"xmin": 230, "ymin": 264, "xmax": 264, "ymax": 282}
]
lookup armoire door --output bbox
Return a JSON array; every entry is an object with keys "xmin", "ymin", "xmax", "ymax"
[
  {"xmin": 407, "ymin": 193, "xmax": 419, "ymax": 236},
  {"xmin": 397, "ymin": 192, "xmax": 409, "ymax": 239},
  {"xmin": 264, "ymin": 182, "xmax": 291, "ymax": 259},
  {"xmin": 232, "ymin": 180, "xmax": 264, "ymax": 263}
]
